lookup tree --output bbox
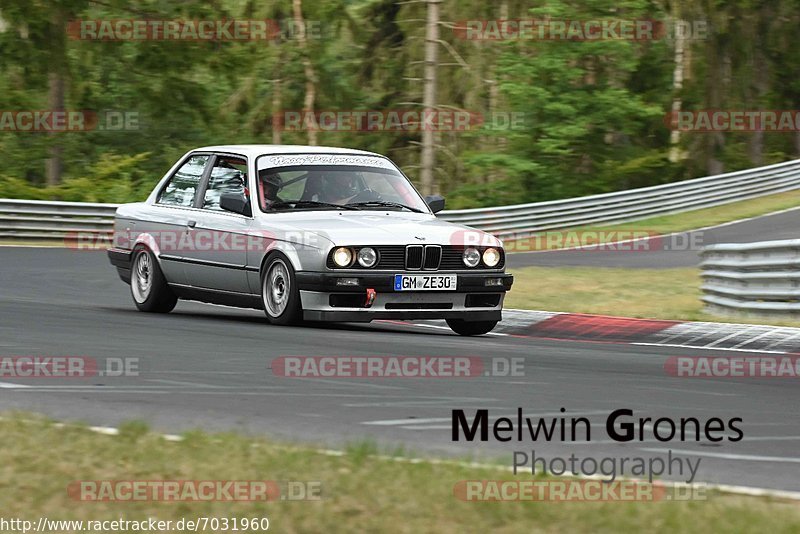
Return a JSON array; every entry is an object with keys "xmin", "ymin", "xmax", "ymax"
[
  {"xmin": 0, "ymin": 0, "xmax": 91, "ymax": 185},
  {"xmin": 293, "ymin": 0, "xmax": 318, "ymax": 145},
  {"xmin": 419, "ymin": 0, "xmax": 440, "ymax": 196}
]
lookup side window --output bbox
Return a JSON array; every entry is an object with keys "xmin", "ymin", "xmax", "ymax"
[
  {"xmin": 158, "ymin": 155, "xmax": 209, "ymax": 207},
  {"xmin": 203, "ymin": 156, "xmax": 248, "ymax": 211}
]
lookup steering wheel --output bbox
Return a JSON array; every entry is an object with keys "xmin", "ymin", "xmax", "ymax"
[{"xmin": 347, "ymin": 189, "xmax": 382, "ymax": 203}]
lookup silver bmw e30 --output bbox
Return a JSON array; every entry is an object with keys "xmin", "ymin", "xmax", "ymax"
[{"xmin": 107, "ymin": 145, "xmax": 514, "ymax": 335}]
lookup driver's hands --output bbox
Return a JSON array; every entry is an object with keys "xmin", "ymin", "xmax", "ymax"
[{"xmin": 346, "ymin": 189, "xmax": 382, "ymax": 204}]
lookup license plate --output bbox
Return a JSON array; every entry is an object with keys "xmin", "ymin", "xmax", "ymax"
[{"xmin": 394, "ymin": 274, "xmax": 457, "ymax": 291}]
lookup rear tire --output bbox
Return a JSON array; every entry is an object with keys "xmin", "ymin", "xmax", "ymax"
[
  {"xmin": 130, "ymin": 247, "xmax": 177, "ymax": 313},
  {"xmin": 261, "ymin": 254, "xmax": 303, "ymax": 325},
  {"xmin": 446, "ymin": 319, "xmax": 498, "ymax": 336}
]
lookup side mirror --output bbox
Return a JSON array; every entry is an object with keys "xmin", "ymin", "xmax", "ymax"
[
  {"xmin": 220, "ymin": 193, "xmax": 251, "ymax": 216},
  {"xmin": 425, "ymin": 195, "xmax": 446, "ymax": 214}
]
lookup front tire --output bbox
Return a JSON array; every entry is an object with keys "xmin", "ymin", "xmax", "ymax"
[
  {"xmin": 446, "ymin": 319, "xmax": 498, "ymax": 336},
  {"xmin": 130, "ymin": 247, "xmax": 177, "ymax": 313},
  {"xmin": 261, "ymin": 254, "xmax": 303, "ymax": 325}
]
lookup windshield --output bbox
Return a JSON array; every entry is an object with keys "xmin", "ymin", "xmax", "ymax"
[{"xmin": 254, "ymin": 161, "xmax": 430, "ymax": 214}]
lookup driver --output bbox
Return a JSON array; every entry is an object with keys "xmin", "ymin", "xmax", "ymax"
[
  {"xmin": 318, "ymin": 172, "xmax": 359, "ymax": 204},
  {"xmin": 258, "ymin": 170, "xmax": 283, "ymax": 209}
]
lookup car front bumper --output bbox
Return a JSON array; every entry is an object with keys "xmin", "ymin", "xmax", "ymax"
[{"xmin": 295, "ymin": 271, "xmax": 513, "ymax": 322}]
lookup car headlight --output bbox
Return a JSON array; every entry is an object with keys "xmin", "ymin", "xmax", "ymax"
[
  {"xmin": 332, "ymin": 247, "xmax": 353, "ymax": 267},
  {"xmin": 357, "ymin": 247, "xmax": 378, "ymax": 268},
  {"xmin": 483, "ymin": 247, "xmax": 501, "ymax": 267},
  {"xmin": 463, "ymin": 247, "xmax": 481, "ymax": 268}
]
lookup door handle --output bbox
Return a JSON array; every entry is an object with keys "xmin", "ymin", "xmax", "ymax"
[{"xmin": 187, "ymin": 220, "xmax": 197, "ymax": 228}]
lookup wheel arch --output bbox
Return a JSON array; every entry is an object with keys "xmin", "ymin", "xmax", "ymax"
[
  {"xmin": 129, "ymin": 234, "xmax": 175, "ymax": 277},
  {"xmin": 258, "ymin": 243, "xmax": 303, "ymax": 279},
  {"xmin": 132, "ymin": 233, "xmax": 165, "ymax": 262}
]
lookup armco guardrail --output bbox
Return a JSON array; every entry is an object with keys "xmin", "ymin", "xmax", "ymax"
[
  {"xmin": 1, "ymin": 157, "xmax": 800, "ymax": 242},
  {"xmin": 700, "ymin": 240, "xmax": 800, "ymax": 317},
  {"xmin": 443, "ymin": 158, "xmax": 800, "ymax": 239},
  {"xmin": 0, "ymin": 198, "xmax": 118, "ymax": 241}
]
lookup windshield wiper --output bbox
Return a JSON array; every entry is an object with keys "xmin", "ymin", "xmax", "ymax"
[
  {"xmin": 269, "ymin": 200, "xmax": 360, "ymax": 211},
  {"xmin": 348, "ymin": 201, "xmax": 424, "ymax": 213}
]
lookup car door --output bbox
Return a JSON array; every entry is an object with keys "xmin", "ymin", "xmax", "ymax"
[
  {"xmin": 140, "ymin": 153, "xmax": 212, "ymax": 286},
  {"xmin": 181, "ymin": 154, "xmax": 253, "ymax": 294}
]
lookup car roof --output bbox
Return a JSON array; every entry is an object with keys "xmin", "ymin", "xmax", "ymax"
[{"xmin": 193, "ymin": 145, "xmax": 383, "ymax": 158}]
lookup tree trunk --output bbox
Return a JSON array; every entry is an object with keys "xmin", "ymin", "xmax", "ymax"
[
  {"xmin": 46, "ymin": 7, "xmax": 67, "ymax": 186},
  {"xmin": 747, "ymin": 111, "xmax": 764, "ymax": 167},
  {"xmin": 747, "ymin": 27, "xmax": 768, "ymax": 166},
  {"xmin": 46, "ymin": 72, "xmax": 64, "ymax": 186},
  {"xmin": 271, "ymin": 41, "xmax": 283, "ymax": 145},
  {"xmin": 293, "ymin": 0, "xmax": 318, "ymax": 145},
  {"xmin": 482, "ymin": 0, "xmax": 508, "ymax": 185},
  {"xmin": 420, "ymin": 0, "xmax": 440, "ymax": 196},
  {"xmin": 705, "ymin": 37, "xmax": 728, "ymax": 175},
  {"xmin": 668, "ymin": 13, "xmax": 687, "ymax": 163},
  {"xmin": 794, "ymin": 131, "xmax": 800, "ymax": 158},
  {"xmin": 272, "ymin": 75, "xmax": 282, "ymax": 145}
]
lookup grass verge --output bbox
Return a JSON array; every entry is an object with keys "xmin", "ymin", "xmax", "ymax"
[
  {"xmin": 506, "ymin": 266, "xmax": 800, "ymax": 328},
  {"xmin": 1, "ymin": 414, "xmax": 800, "ymax": 533}
]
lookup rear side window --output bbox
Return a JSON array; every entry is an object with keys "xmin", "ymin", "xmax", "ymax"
[
  {"xmin": 157, "ymin": 155, "xmax": 210, "ymax": 207},
  {"xmin": 203, "ymin": 156, "xmax": 248, "ymax": 211}
]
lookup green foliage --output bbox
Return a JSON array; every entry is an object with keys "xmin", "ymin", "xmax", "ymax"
[
  {"xmin": 0, "ymin": 0, "xmax": 796, "ymax": 206},
  {"xmin": 0, "ymin": 176, "xmax": 50, "ymax": 200},
  {"xmin": 56, "ymin": 152, "xmax": 152, "ymax": 202},
  {"xmin": 0, "ymin": 152, "xmax": 151, "ymax": 202}
]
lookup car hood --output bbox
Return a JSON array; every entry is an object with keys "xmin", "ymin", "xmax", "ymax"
[{"xmin": 256, "ymin": 211, "xmax": 501, "ymax": 248}]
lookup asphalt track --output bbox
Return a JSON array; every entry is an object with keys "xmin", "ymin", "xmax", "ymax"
[
  {"xmin": 507, "ymin": 206, "xmax": 800, "ymax": 269},
  {"xmin": 1, "ymin": 247, "xmax": 800, "ymax": 492}
]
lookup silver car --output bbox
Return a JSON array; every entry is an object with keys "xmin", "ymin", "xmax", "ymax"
[{"xmin": 108, "ymin": 145, "xmax": 513, "ymax": 335}]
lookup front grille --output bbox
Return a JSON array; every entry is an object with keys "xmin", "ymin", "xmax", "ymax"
[
  {"xmin": 405, "ymin": 245, "xmax": 423, "ymax": 270},
  {"xmin": 374, "ymin": 246, "xmax": 404, "ymax": 268},
  {"xmin": 423, "ymin": 245, "xmax": 442, "ymax": 270},
  {"xmin": 440, "ymin": 247, "xmax": 467, "ymax": 270},
  {"xmin": 327, "ymin": 245, "xmax": 505, "ymax": 270}
]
